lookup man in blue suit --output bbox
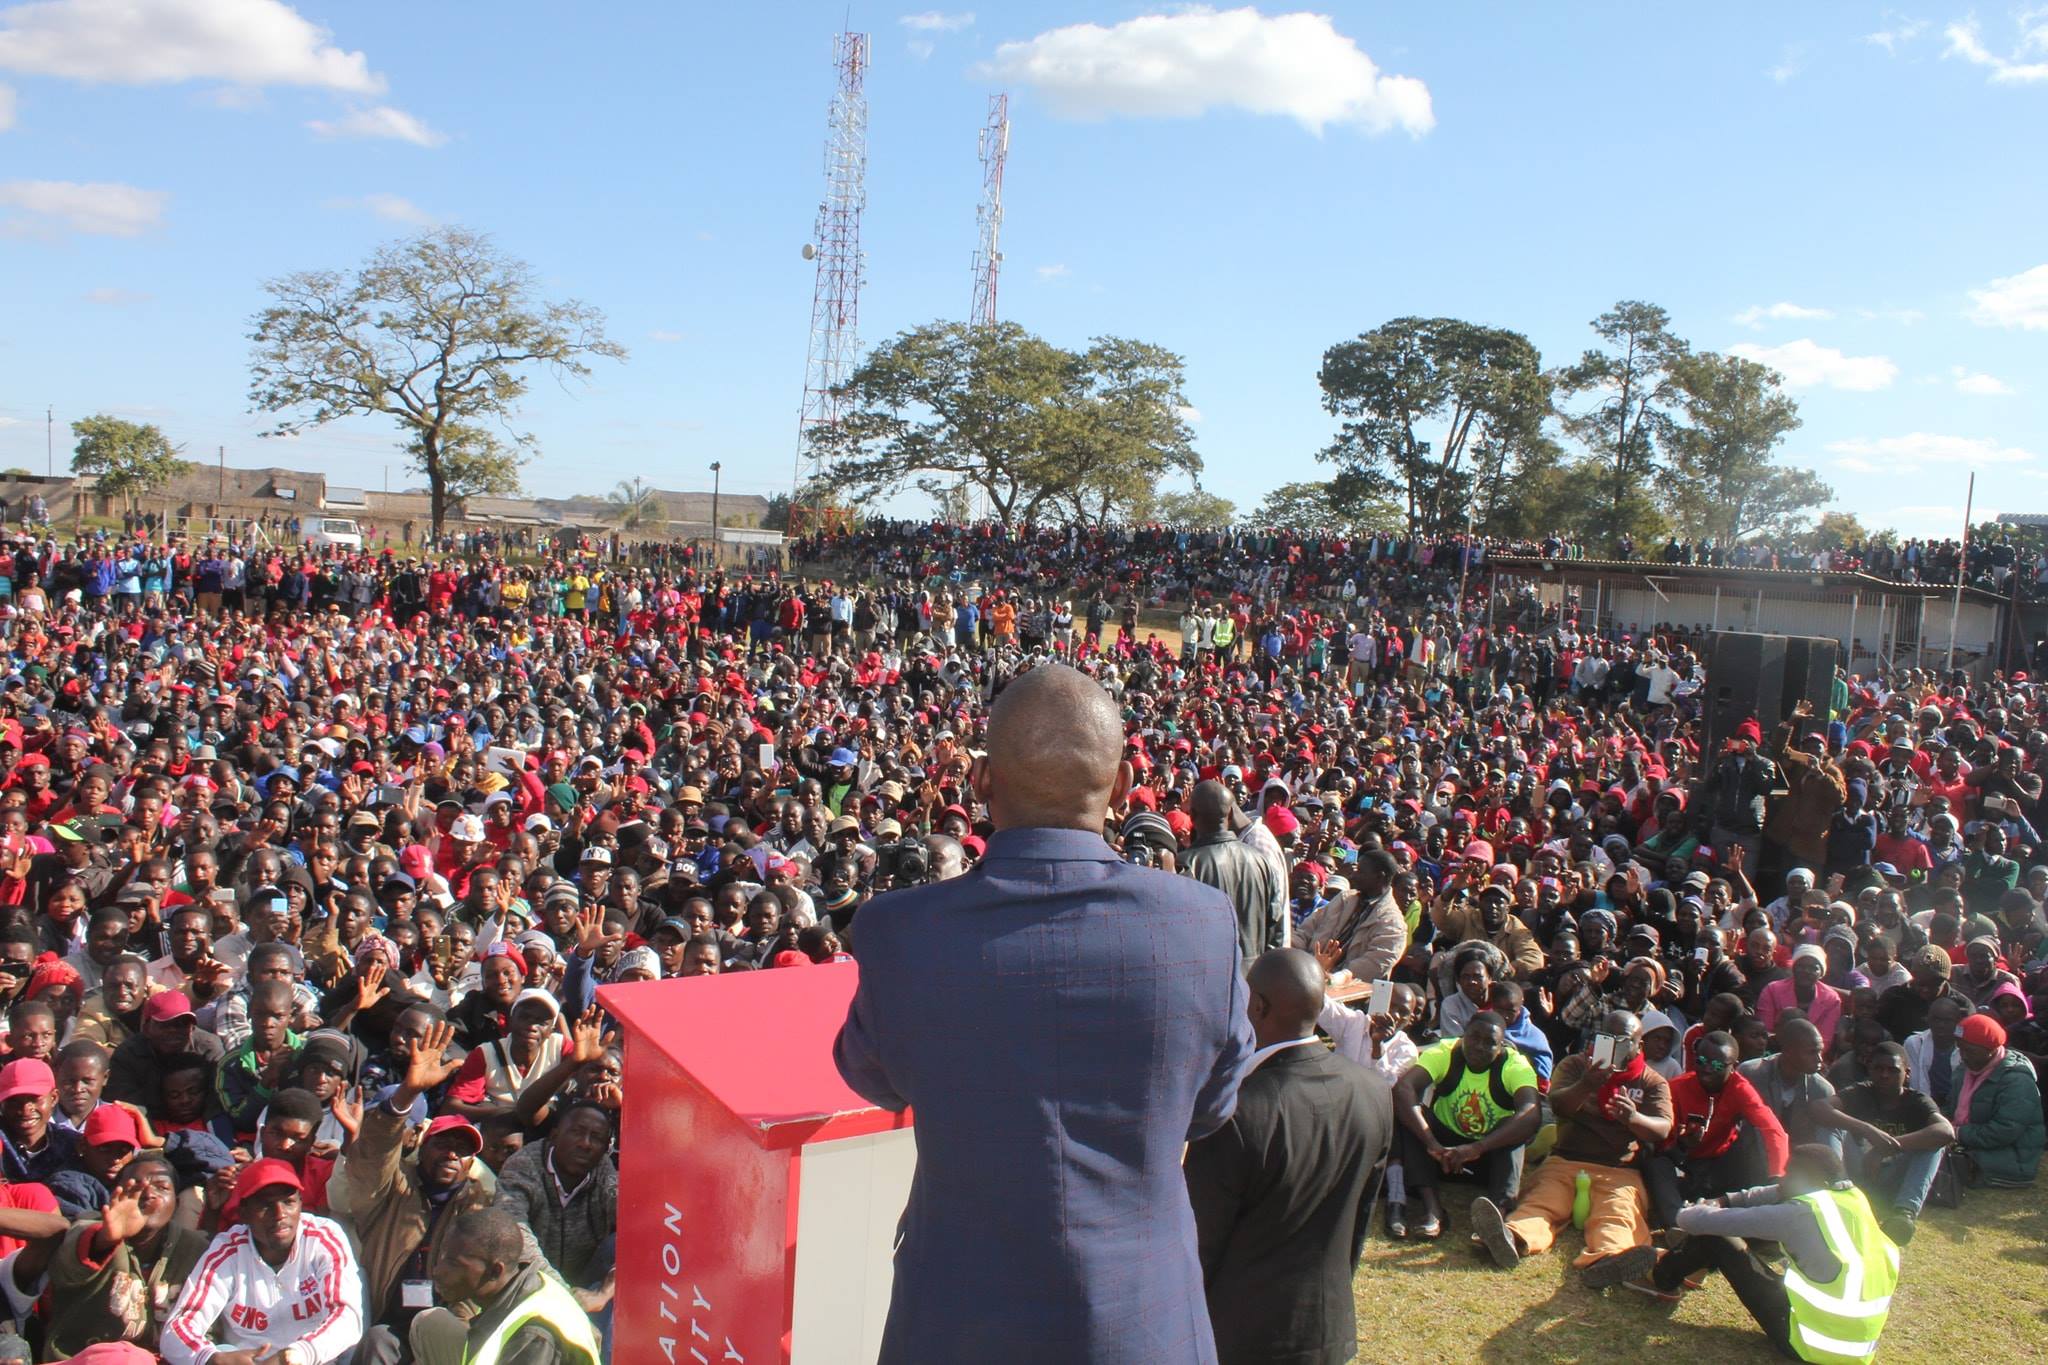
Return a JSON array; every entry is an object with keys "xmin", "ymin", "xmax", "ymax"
[{"xmin": 836, "ymin": 662, "xmax": 1257, "ymax": 1364}]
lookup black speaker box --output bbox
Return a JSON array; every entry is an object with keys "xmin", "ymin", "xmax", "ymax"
[
  {"xmin": 1706, "ymin": 631, "xmax": 1786, "ymax": 751},
  {"xmin": 1779, "ymin": 636, "xmax": 1841, "ymax": 732}
]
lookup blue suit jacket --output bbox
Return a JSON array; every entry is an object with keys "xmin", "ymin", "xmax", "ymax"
[{"xmin": 835, "ymin": 826, "xmax": 1257, "ymax": 1364}]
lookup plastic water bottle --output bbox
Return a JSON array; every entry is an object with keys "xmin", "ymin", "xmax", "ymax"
[{"xmin": 1571, "ymin": 1169, "xmax": 1592, "ymax": 1229}]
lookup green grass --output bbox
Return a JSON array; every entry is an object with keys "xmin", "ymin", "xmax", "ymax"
[{"xmin": 1352, "ymin": 1186, "xmax": 2048, "ymax": 1362}]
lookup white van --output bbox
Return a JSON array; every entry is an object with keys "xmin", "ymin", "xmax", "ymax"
[{"xmin": 306, "ymin": 516, "xmax": 364, "ymax": 551}]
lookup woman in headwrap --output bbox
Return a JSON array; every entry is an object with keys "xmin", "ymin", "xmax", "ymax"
[
  {"xmin": 23, "ymin": 953, "xmax": 84, "ymax": 1041},
  {"xmin": 1948, "ymin": 1011, "xmax": 2045, "ymax": 1186},
  {"xmin": 1956, "ymin": 935, "xmax": 2022, "ymax": 1010},
  {"xmin": 1757, "ymin": 942, "xmax": 1845, "ymax": 1047},
  {"xmin": 1577, "ymin": 908, "xmax": 1621, "ymax": 967}
]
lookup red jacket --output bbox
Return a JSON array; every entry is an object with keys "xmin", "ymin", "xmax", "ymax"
[{"xmin": 1661, "ymin": 1070, "xmax": 1789, "ymax": 1175}]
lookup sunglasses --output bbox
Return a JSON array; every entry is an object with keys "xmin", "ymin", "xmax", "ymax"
[{"xmin": 1694, "ymin": 1056, "xmax": 1731, "ymax": 1074}]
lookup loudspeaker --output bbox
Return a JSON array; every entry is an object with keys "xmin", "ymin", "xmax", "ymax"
[
  {"xmin": 1779, "ymin": 636, "xmax": 1841, "ymax": 732},
  {"xmin": 1706, "ymin": 631, "xmax": 1786, "ymax": 752}
]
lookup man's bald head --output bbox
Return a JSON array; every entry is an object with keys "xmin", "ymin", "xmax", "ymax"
[
  {"xmin": 978, "ymin": 664, "xmax": 1128, "ymax": 833},
  {"xmin": 1191, "ymin": 780, "xmax": 1236, "ymax": 836},
  {"xmin": 1246, "ymin": 947, "xmax": 1324, "ymax": 1045}
]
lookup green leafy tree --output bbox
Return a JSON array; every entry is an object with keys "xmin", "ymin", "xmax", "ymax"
[
  {"xmin": 1557, "ymin": 300, "xmax": 1690, "ymax": 547},
  {"xmin": 1045, "ymin": 337, "xmax": 1201, "ymax": 525},
  {"xmin": 248, "ymin": 226, "xmax": 625, "ymax": 533},
  {"xmin": 1805, "ymin": 511, "xmax": 1881, "ymax": 552},
  {"xmin": 1316, "ymin": 317, "xmax": 1551, "ymax": 536},
  {"xmin": 814, "ymin": 321, "xmax": 1198, "ymax": 530},
  {"xmin": 606, "ymin": 477, "xmax": 663, "ymax": 533},
  {"xmin": 1247, "ymin": 477, "xmax": 1401, "ymax": 535},
  {"xmin": 69, "ymin": 414, "xmax": 191, "ymax": 509},
  {"xmin": 1665, "ymin": 351, "xmax": 1826, "ymax": 544},
  {"xmin": 1153, "ymin": 487, "xmax": 1236, "ymax": 528}
]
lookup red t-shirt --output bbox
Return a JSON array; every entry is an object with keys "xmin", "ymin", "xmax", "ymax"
[{"xmin": 0, "ymin": 1180, "xmax": 57, "ymax": 1258}]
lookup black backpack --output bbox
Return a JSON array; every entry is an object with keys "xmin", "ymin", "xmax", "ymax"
[{"xmin": 1434, "ymin": 1045, "xmax": 1519, "ymax": 1113}]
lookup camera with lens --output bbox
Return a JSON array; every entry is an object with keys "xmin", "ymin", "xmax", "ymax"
[{"xmin": 874, "ymin": 836, "xmax": 931, "ymax": 887}]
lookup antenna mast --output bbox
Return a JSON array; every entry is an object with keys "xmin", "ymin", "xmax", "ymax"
[
  {"xmin": 970, "ymin": 92, "xmax": 1009, "ymax": 329},
  {"xmin": 795, "ymin": 29, "xmax": 871, "ymax": 499}
]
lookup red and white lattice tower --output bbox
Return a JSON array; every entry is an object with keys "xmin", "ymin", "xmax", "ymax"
[
  {"xmin": 970, "ymin": 92, "xmax": 1009, "ymax": 330},
  {"xmin": 795, "ymin": 30, "xmax": 871, "ymax": 500}
]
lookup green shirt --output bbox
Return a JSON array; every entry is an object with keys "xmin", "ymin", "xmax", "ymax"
[
  {"xmin": 1416, "ymin": 1037, "xmax": 1539, "ymax": 1138},
  {"xmin": 45, "ymin": 1218, "xmax": 213, "ymax": 1358}
]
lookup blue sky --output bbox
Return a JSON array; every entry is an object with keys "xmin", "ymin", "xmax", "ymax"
[{"xmin": 1, "ymin": 2, "xmax": 2045, "ymax": 537}]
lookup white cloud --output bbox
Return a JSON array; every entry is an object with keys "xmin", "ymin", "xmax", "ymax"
[
  {"xmin": 900, "ymin": 11, "xmax": 974, "ymax": 32},
  {"xmin": 977, "ymin": 7, "xmax": 1433, "ymax": 137},
  {"xmin": 1769, "ymin": 45, "xmax": 1807, "ymax": 83},
  {"xmin": 1726, "ymin": 338, "xmax": 1898, "ymax": 391},
  {"xmin": 0, "ymin": 0, "xmax": 381, "ymax": 92},
  {"xmin": 0, "ymin": 83, "xmax": 14, "ymax": 132},
  {"xmin": 907, "ymin": 39, "xmax": 935, "ymax": 60},
  {"xmin": 1953, "ymin": 366, "xmax": 2013, "ymax": 396},
  {"xmin": 1035, "ymin": 262, "xmax": 1069, "ymax": 281},
  {"xmin": 1866, "ymin": 17, "xmax": 1928, "ymax": 54},
  {"xmin": 648, "ymin": 329, "xmax": 684, "ymax": 343},
  {"xmin": 1732, "ymin": 300, "xmax": 1832, "ymax": 328},
  {"xmin": 328, "ymin": 192, "xmax": 431, "ymax": 224},
  {"xmin": 1826, "ymin": 433, "xmax": 2037, "ymax": 475},
  {"xmin": 307, "ymin": 104, "xmax": 444, "ymax": 146},
  {"xmin": 1944, "ymin": 15, "xmax": 2048, "ymax": 83},
  {"xmin": 1177, "ymin": 404, "xmax": 1203, "ymax": 424},
  {"xmin": 83, "ymin": 286, "xmax": 151, "ymax": 304},
  {"xmin": 200, "ymin": 85, "xmax": 265, "ymax": 110},
  {"xmin": 0, "ymin": 179, "xmax": 166, "ymax": 236},
  {"xmin": 1968, "ymin": 263, "xmax": 2048, "ymax": 330}
]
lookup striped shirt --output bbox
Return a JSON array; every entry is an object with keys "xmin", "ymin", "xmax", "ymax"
[{"xmin": 160, "ymin": 1213, "xmax": 362, "ymax": 1364}]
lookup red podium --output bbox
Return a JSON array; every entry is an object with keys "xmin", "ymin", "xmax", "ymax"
[{"xmin": 599, "ymin": 964, "xmax": 914, "ymax": 1365}]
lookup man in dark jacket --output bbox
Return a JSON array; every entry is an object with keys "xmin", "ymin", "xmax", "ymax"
[
  {"xmin": 1185, "ymin": 948, "xmax": 1392, "ymax": 1365},
  {"xmin": 835, "ymin": 664, "xmax": 1255, "ymax": 1364}
]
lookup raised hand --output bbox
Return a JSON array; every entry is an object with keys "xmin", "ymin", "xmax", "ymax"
[
  {"xmin": 569, "ymin": 1007, "xmax": 613, "ymax": 1066},
  {"xmin": 100, "ymin": 1177, "xmax": 150, "ymax": 1244},
  {"xmin": 330, "ymin": 1086, "xmax": 364, "ymax": 1141},
  {"xmin": 402, "ymin": 1021, "xmax": 465, "ymax": 1094},
  {"xmin": 356, "ymin": 957, "xmax": 390, "ymax": 1012},
  {"xmin": 575, "ymin": 904, "xmax": 606, "ymax": 958},
  {"xmin": 1311, "ymin": 938, "xmax": 1344, "ymax": 974}
]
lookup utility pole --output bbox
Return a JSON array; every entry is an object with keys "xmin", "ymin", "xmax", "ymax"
[
  {"xmin": 218, "ymin": 446, "xmax": 225, "ymax": 504},
  {"xmin": 46, "ymin": 406, "xmax": 53, "ymax": 478},
  {"xmin": 710, "ymin": 460, "xmax": 722, "ymax": 565}
]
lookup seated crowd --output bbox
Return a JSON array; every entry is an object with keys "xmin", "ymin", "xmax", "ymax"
[{"xmin": 0, "ymin": 511, "xmax": 2033, "ymax": 1361}]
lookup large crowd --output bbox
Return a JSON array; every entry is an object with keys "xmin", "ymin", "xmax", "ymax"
[{"xmin": 0, "ymin": 511, "xmax": 2030, "ymax": 1362}]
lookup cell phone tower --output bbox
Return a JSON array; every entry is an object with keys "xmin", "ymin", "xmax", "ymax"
[
  {"xmin": 970, "ymin": 92, "xmax": 1010, "ymax": 330},
  {"xmin": 795, "ymin": 29, "xmax": 871, "ymax": 503}
]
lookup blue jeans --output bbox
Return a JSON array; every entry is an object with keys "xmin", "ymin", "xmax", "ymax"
[{"xmin": 1849, "ymin": 1138, "xmax": 1942, "ymax": 1217}]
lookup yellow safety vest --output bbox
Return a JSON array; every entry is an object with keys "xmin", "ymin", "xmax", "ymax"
[
  {"xmin": 464, "ymin": 1272, "xmax": 602, "ymax": 1365},
  {"xmin": 1784, "ymin": 1186, "xmax": 1899, "ymax": 1364}
]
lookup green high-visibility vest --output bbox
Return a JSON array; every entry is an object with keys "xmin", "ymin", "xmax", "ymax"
[
  {"xmin": 464, "ymin": 1272, "xmax": 602, "ymax": 1365},
  {"xmin": 1784, "ymin": 1186, "xmax": 1899, "ymax": 1364},
  {"xmin": 1213, "ymin": 618, "xmax": 1236, "ymax": 646}
]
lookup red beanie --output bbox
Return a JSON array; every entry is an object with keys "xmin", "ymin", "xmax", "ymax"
[{"xmin": 1959, "ymin": 1013, "xmax": 2008, "ymax": 1050}]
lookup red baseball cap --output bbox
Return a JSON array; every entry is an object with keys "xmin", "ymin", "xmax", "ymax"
[
  {"xmin": 142, "ymin": 991, "xmax": 196, "ymax": 1025},
  {"xmin": 423, "ymin": 1114, "xmax": 484, "ymax": 1156},
  {"xmin": 69, "ymin": 1344, "xmax": 157, "ymax": 1364},
  {"xmin": 232, "ymin": 1157, "xmax": 302, "ymax": 1207},
  {"xmin": 83, "ymin": 1103, "xmax": 143, "ymax": 1148},
  {"xmin": 0, "ymin": 1058, "xmax": 53, "ymax": 1102}
]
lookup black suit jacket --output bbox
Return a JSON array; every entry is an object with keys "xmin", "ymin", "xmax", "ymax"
[{"xmin": 1184, "ymin": 1041, "xmax": 1394, "ymax": 1365}]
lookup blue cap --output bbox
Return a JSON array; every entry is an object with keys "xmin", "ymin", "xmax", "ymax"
[{"xmin": 829, "ymin": 747, "xmax": 858, "ymax": 767}]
